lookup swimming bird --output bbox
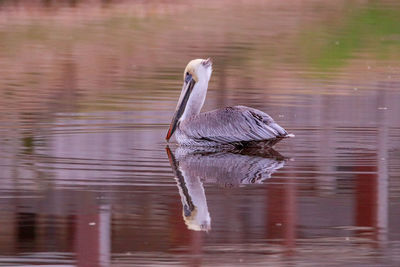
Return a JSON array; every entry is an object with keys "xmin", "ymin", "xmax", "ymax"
[{"xmin": 166, "ymin": 58, "xmax": 293, "ymax": 147}]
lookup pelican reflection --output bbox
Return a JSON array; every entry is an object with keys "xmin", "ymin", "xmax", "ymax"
[{"xmin": 166, "ymin": 146, "xmax": 287, "ymax": 231}]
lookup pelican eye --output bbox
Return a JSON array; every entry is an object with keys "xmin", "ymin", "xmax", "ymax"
[{"xmin": 185, "ymin": 72, "xmax": 192, "ymax": 83}]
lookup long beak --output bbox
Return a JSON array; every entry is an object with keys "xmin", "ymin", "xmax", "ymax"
[{"xmin": 166, "ymin": 77, "xmax": 196, "ymax": 141}]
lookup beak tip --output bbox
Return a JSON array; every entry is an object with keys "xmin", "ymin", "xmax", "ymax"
[{"xmin": 165, "ymin": 132, "xmax": 171, "ymax": 142}]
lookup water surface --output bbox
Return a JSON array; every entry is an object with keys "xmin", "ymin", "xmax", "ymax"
[{"xmin": 1, "ymin": 0, "xmax": 400, "ymax": 266}]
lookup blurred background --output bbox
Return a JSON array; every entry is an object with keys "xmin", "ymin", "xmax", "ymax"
[{"xmin": 0, "ymin": 0, "xmax": 400, "ymax": 266}]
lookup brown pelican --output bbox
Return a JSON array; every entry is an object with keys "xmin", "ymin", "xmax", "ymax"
[{"xmin": 166, "ymin": 58, "xmax": 293, "ymax": 147}]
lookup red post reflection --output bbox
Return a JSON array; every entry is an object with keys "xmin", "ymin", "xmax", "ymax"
[
  {"xmin": 189, "ymin": 231, "xmax": 203, "ymax": 267},
  {"xmin": 169, "ymin": 194, "xmax": 203, "ymax": 266},
  {"xmin": 169, "ymin": 195, "xmax": 191, "ymax": 248},
  {"xmin": 75, "ymin": 212, "xmax": 101, "ymax": 267},
  {"xmin": 266, "ymin": 176, "xmax": 297, "ymax": 251},
  {"xmin": 355, "ymin": 163, "xmax": 378, "ymax": 240}
]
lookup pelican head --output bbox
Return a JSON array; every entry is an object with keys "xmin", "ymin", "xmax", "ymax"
[{"xmin": 166, "ymin": 58, "xmax": 213, "ymax": 141}]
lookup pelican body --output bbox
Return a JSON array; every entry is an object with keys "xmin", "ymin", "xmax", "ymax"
[{"xmin": 166, "ymin": 58, "xmax": 293, "ymax": 147}]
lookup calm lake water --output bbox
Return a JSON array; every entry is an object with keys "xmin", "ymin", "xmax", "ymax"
[{"xmin": 1, "ymin": 0, "xmax": 400, "ymax": 266}]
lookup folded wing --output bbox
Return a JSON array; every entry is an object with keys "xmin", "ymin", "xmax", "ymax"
[{"xmin": 179, "ymin": 105, "xmax": 289, "ymax": 144}]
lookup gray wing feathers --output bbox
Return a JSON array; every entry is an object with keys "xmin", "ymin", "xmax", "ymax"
[
  {"xmin": 269, "ymin": 122, "xmax": 287, "ymax": 136},
  {"xmin": 180, "ymin": 106, "xmax": 288, "ymax": 144}
]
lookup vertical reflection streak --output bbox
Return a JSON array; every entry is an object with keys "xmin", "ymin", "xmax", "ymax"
[
  {"xmin": 377, "ymin": 89, "xmax": 389, "ymax": 244},
  {"xmin": 99, "ymin": 204, "xmax": 111, "ymax": 267}
]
